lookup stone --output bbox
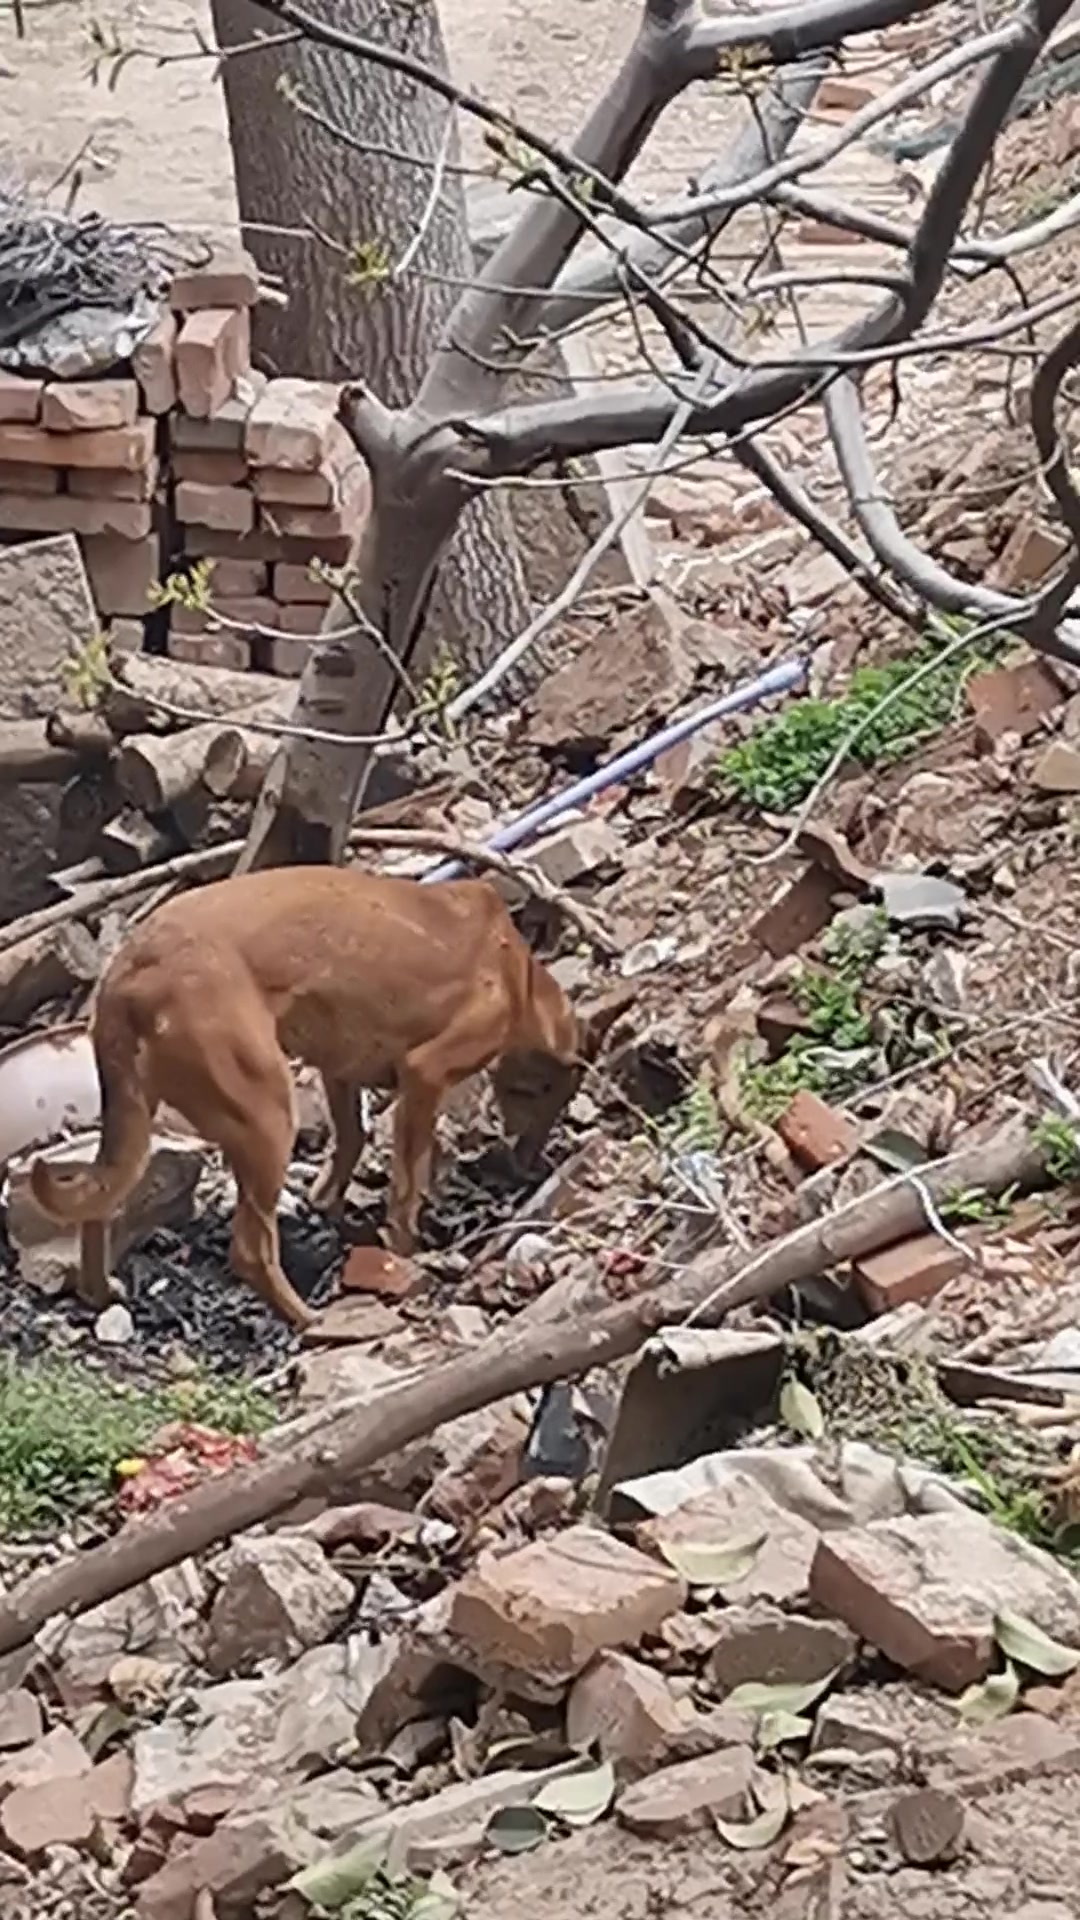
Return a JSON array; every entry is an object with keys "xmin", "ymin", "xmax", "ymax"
[
  {"xmin": 566, "ymin": 1650, "xmax": 694, "ymax": 1767},
  {"xmin": 0, "ymin": 460, "xmax": 59, "ymax": 492},
  {"xmin": 170, "ymin": 370, "xmax": 267, "ymax": 452},
  {"xmin": 526, "ymin": 600, "xmax": 696, "ymax": 754},
  {"xmin": 615, "ymin": 1746, "xmax": 754, "ymax": 1835},
  {"xmin": 758, "ymin": 993, "xmax": 814, "ymax": 1057},
  {"xmin": 967, "ymin": 660, "xmax": 1062, "ymax": 745},
  {"xmin": 88, "ymin": 1749, "xmax": 134, "ymax": 1824},
  {"xmin": 135, "ymin": 1810, "xmax": 310, "ymax": 1920},
  {"xmin": 853, "ymin": 1234, "xmax": 968, "ymax": 1314},
  {"xmin": 0, "ymin": 1691, "xmax": 42, "ymax": 1751},
  {"xmin": 638, "ymin": 1477, "xmax": 821, "ymax": 1607},
  {"xmin": 83, "ymin": 532, "xmax": 160, "ymax": 618},
  {"xmin": 176, "ymin": 478, "xmax": 255, "ymax": 535},
  {"xmin": 273, "ymin": 560, "xmax": 331, "ymax": 603},
  {"xmin": 706, "ymin": 1605, "xmax": 857, "ymax": 1696},
  {"xmin": 0, "ymin": 533, "xmax": 97, "ymax": 916},
  {"xmin": 527, "ymin": 818, "xmax": 623, "ymax": 889},
  {"xmin": 447, "ymin": 1526, "xmax": 685, "ymax": 1693},
  {"xmin": 811, "ymin": 1696, "xmax": 905, "ymax": 1758},
  {"xmin": 0, "ymin": 1724, "xmax": 91, "ymax": 1794},
  {"xmin": 0, "ymin": 372, "xmax": 43, "ymax": 422},
  {"xmin": 176, "ymin": 308, "xmax": 251, "ymax": 420},
  {"xmin": 41, "ymin": 380, "xmax": 139, "ymax": 432},
  {"xmin": 426, "ymin": 1406, "xmax": 530, "ymax": 1531},
  {"xmin": 46, "ymin": 1562, "xmax": 207, "ymax": 1706},
  {"xmin": 133, "ymin": 313, "xmax": 178, "ymax": 415},
  {"xmin": 810, "ymin": 1512, "xmax": 1080, "ymax": 1691},
  {"xmin": 131, "ymin": 1639, "xmax": 380, "ymax": 1815},
  {"xmin": 891, "ymin": 1786, "xmax": 965, "ymax": 1864},
  {"xmin": 0, "ymin": 420, "xmax": 155, "ymax": 469},
  {"xmin": 168, "ymin": 627, "xmax": 251, "ymax": 670},
  {"xmin": 95, "ymin": 1302, "xmax": 135, "ymax": 1346},
  {"xmin": 315, "ymin": 1762, "xmax": 579, "ymax": 1872},
  {"xmin": 245, "ymin": 378, "xmax": 342, "ymax": 471},
  {"xmin": 0, "ymin": 1774, "xmax": 96, "ymax": 1856},
  {"xmin": 878, "ymin": 871, "xmax": 966, "ymax": 931},
  {"xmin": 340, "ymin": 1245, "xmax": 417, "ymax": 1298},
  {"xmin": 1030, "ymin": 741, "xmax": 1080, "ymax": 794},
  {"xmin": 777, "ymin": 1090, "xmax": 859, "ymax": 1171},
  {"xmin": 925, "ymin": 1712, "xmax": 1080, "ymax": 1794},
  {"xmin": 170, "ymin": 248, "xmax": 259, "ymax": 311},
  {"xmin": 752, "ymin": 867, "xmax": 837, "ymax": 958},
  {"xmin": 206, "ymin": 1535, "xmax": 354, "ymax": 1677}
]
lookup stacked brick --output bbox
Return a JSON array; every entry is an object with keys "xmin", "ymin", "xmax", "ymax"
[{"xmin": 0, "ymin": 248, "xmax": 370, "ymax": 679}]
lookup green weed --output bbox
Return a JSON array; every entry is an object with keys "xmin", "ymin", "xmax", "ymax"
[
  {"xmin": 739, "ymin": 1038, "xmax": 869, "ymax": 1124},
  {"xmin": 794, "ymin": 969, "xmax": 872, "ymax": 1050},
  {"xmin": 0, "ymin": 1358, "xmax": 274, "ymax": 1538},
  {"xmin": 647, "ymin": 1069, "xmax": 724, "ymax": 1153},
  {"xmin": 718, "ymin": 638, "xmax": 996, "ymax": 812},
  {"xmin": 1034, "ymin": 1112, "xmax": 1080, "ymax": 1184}
]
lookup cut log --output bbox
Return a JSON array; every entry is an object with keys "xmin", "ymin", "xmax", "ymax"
[
  {"xmin": 0, "ymin": 921, "xmax": 100, "ymax": 1026},
  {"xmin": 99, "ymin": 810, "xmax": 178, "ymax": 876},
  {"xmin": 116, "ymin": 723, "xmax": 242, "ymax": 814},
  {"xmin": 103, "ymin": 654, "xmax": 282, "ymax": 738},
  {"xmin": 202, "ymin": 691, "xmax": 295, "ymax": 800}
]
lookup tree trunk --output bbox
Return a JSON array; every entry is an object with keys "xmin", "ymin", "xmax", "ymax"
[{"xmin": 210, "ymin": 0, "xmax": 531, "ymax": 711}]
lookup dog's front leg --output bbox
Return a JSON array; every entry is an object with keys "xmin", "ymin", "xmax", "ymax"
[
  {"xmin": 309, "ymin": 1077, "xmax": 366, "ymax": 1214},
  {"xmin": 387, "ymin": 1070, "xmax": 440, "ymax": 1255}
]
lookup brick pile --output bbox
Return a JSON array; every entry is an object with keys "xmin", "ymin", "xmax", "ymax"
[{"xmin": 0, "ymin": 249, "xmax": 370, "ymax": 679}]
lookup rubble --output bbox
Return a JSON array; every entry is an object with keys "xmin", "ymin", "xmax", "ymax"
[
  {"xmin": 637, "ymin": 1474, "xmax": 822, "ymax": 1606},
  {"xmin": 565, "ymin": 1651, "xmax": 695, "ymax": 1766},
  {"xmin": 205, "ymin": 1534, "xmax": 355, "ymax": 1676},
  {"xmin": 615, "ymin": 1746, "xmax": 755, "ymax": 1835},
  {"xmin": 706, "ymin": 1606, "xmax": 857, "ymax": 1695}
]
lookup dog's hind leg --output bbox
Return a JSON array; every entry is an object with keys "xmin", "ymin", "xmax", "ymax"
[
  {"xmin": 223, "ymin": 1087, "xmax": 316, "ymax": 1331},
  {"xmin": 309, "ymin": 1077, "xmax": 365, "ymax": 1214}
]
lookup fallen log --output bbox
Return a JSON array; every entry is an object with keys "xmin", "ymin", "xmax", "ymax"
[
  {"xmin": 103, "ymin": 655, "xmax": 283, "ymax": 739},
  {"xmin": 0, "ymin": 1122, "xmax": 1047, "ymax": 1657},
  {"xmin": 116, "ymin": 723, "xmax": 245, "ymax": 815}
]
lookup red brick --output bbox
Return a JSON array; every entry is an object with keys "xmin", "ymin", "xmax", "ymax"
[
  {"xmin": 176, "ymin": 308, "xmax": 251, "ymax": 420},
  {"xmin": 172, "ymin": 448, "xmax": 249, "ymax": 486},
  {"xmin": 245, "ymin": 378, "xmax": 341, "ymax": 471},
  {"xmin": 0, "ymin": 419, "xmax": 155, "ymax": 470},
  {"xmin": 853, "ymin": 1234, "xmax": 968, "ymax": 1313},
  {"xmin": 278, "ymin": 602, "xmax": 325, "ymax": 634},
  {"xmin": 185, "ymin": 524, "xmax": 353, "ymax": 567},
  {"xmin": 214, "ymin": 595, "xmax": 279, "ymax": 634},
  {"xmin": 776, "ymin": 1089, "xmax": 858, "ymax": 1171},
  {"xmin": 0, "ymin": 371, "xmax": 43, "ymax": 423},
  {"xmin": 41, "ymin": 379, "xmax": 139, "ymax": 432},
  {"xmin": 68, "ymin": 458, "xmax": 160, "ymax": 502},
  {"xmin": 169, "ymin": 371, "xmax": 266, "ymax": 452},
  {"xmin": 168, "ymin": 628, "xmax": 252, "ymax": 671},
  {"xmin": 967, "ymin": 660, "xmax": 1062, "ymax": 745},
  {"xmin": 0, "ymin": 494, "xmax": 152, "ymax": 539},
  {"xmin": 0, "ymin": 460, "xmax": 58, "ymax": 493},
  {"xmin": 176, "ymin": 478, "xmax": 254, "ymax": 535},
  {"xmin": 170, "ymin": 247, "xmax": 259, "ymax": 311},
  {"xmin": 273, "ymin": 560, "xmax": 332, "ymax": 604},
  {"xmin": 253, "ymin": 632, "xmax": 312, "ymax": 677},
  {"xmin": 258, "ymin": 459, "xmax": 368, "ymax": 540},
  {"xmin": 751, "ymin": 866, "xmax": 837, "ymax": 957},
  {"xmin": 83, "ymin": 533, "xmax": 160, "ymax": 618},
  {"xmin": 208, "ymin": 557, "xmax": 268, "ymax": 597},
  {"xmin": 816, "ymin": 76, "xmax": 877, "ymax": 111},
  {"xmin": 253, "ymin": 465, "xmax": 334, "ymax": 508},
  {"xmin": 133, "ymin": 312, "xmax": 178, "ymax": 415},
  {"xmin": 996, "ymin": 521, "xmax": 1068, "ymax": 590}
]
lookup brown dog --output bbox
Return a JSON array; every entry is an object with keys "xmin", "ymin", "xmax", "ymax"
[{"xmin": 30, "ymin": 867, "xmax": 597, "ymax": 1330}]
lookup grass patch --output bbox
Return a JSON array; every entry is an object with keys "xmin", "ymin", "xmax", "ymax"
[
  {"xmin": 740, "ymin": 910, "xmax": 890, "ymax": 1123},
  {"xmin": 1034, "ymin": 1112, "xmax": 1080, "ymax": 1184},
  {"xmin": 0, "ymin": 1357, "xmax": 275, "ymax": 1538},
  {"xmin": 718, "ymin": 635, "xmax": 996, "ymax": 812}
]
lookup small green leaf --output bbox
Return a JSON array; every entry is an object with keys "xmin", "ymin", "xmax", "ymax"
[
  {"xmin": 288, "ymin": 1835, "xmax": 386, "ymax": 1906},
  {"xmin": 413, "ymin": 1873, "xmax": 460, "ymax": 1920},
  {"xmin": 716, "ymin": 1798, "xmax": 790, "ymax": 1850},
  {"xmin": 994, "ymin": 1610, "xmax": 1080, "ymax": 1677},
  {"xmin": 758, "ymin": 1710, "xmax": 813, "ymax": 1751},
  {"xmin": 485, "ymin": 1805, "xmax": 548, "ymax": 1854},
  {"xmin": 533, "ymin": 1761, "xmax": 615, "ymax": 1826},
  {"xmin": 725, "ymin": 1668, "xmax": 839, "ymax": 1716},
  {"xmin": 779, "ymin": 1377, "xmax": 825, "ymax": 1440},
  {"xmin": 655, "ymin": 1533, "xmax": 766, "ymax": 1588},
  {"xmin": 957, "ymin": 1662, "xmax": 1020, "ymax": 1724}
]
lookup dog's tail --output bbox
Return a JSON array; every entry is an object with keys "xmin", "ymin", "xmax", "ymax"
[{"xmin": 30, "ymin": 994, "xmax": 152, "ymax": 1223}]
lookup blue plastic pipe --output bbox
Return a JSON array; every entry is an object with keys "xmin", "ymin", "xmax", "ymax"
[{"xmin": 421, "ymin": 654, "xmax": 807, "ymax": 883}]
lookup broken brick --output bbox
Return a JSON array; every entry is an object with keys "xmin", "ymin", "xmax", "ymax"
[
  {"xmin": 0, "ymin": 1775, "xmax": 96, "ymax": 1857},
  {"xmin": 809, "ymin": 1510, "xmax": 1080, "ymax": 1691},
  {"xmin": 967, "ymin": 659, "xmax": 1062, "ymax": 745},
  {"xmin": 853, "ymin": 1233, "xmax": 967, "ymax": 1313},
  {"xmin": 340, "ymin": 1246, "xmax": 418, "ymax": 1299},
  {"xmin": 1030, "ymin": 740, "xmax": 1080, "ymax": 795},
  {"xmin": 995, "ymin": 520, "xmax": 1068, "ymax": 590},
  {"xmin": 922, "ymin": 1711, "xmax": 1080, "ymax": 1796},
  {"xmin": 133, "ymin": 313, "xmax": 178, "ymax": 415},
  {"xmin": 616, "ymin": 1746, "xmax": 753, "ymax": 1835},
  {"xmin": 41, "ymin": 380, "xmax": 139, "ymax": 432},
  {"xmin": 757, "ymin": 993, "xmax": 813, "ymax": 1057},
  {"xmin": 170, "ymin": 247, "xmax": 259, "ymax": 311},
  {"xmin": 777, "ymin": 1088, "xmax": 858, "ymax": 1170},
  {"xmin": 566, "ymin": 1650, "xmax": 693, "ymax": 1768},
  {"xmin": 175, "ymin": 478, "xmax": 255, "ymax": 535},
  {"xmin": 0, "ymin": 1724, "xmax": 91, "ymax": 1794},
  {"xmin": 639, "ymin": 1476, "xmax": 819, "ymax": 1607},
  {"xmin": 0, "ymin": 494, "xmax": 152, "ymax": 540},
  {"xmin": 426, "ymin": 1406, "xmax": 528, "ymax": 1530},
  {"xmin": 245, "ymin": 378, "xmax": 342, "ymax": 471},
  {"xmin": 83, "ymin": 533, "xmax": 161, "ymax": 619},
  {"xmin": 0, "ymin": 420, "xmax": 155, "ymax": 470},
  {"xmin": 206, "ymin": 1535, "xmax": 354, "ymax": 1677},
  {"xmin": 751, "ymin": 865, "xmax": 837, "ymax": 958},
  {"xmin": 447, "ymin": 1526, "xmax": 685, "ymax": 1692},
  {"xmin": 707, "ymin": 1605, "xmax": 856, "ymax": 1696},
  {"xmin": 170, "ymin": 370, "xmax": 266, "ymax": 452},
  {"xmin": 176, "ymin": 308, "xmax": 251, "ymax": 420},
  {"xmin": 0, "ymin": 372, "xmax": 43, "ymax": 423}
]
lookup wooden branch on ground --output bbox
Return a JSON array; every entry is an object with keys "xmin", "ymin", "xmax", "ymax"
[{"xmin": 0, "ymin": 1121, "xmax": 1046, "ymax": 1657}]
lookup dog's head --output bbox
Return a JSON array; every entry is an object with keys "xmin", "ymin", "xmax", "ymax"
[{"xmin": 492, "ymin": 975, "xmax": 635, "ymax": 1166}]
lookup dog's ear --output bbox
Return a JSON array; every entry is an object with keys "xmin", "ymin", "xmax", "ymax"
[{"xmin": 576, "ymin": 984, "xmax": 636, "ymax": 1063}]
